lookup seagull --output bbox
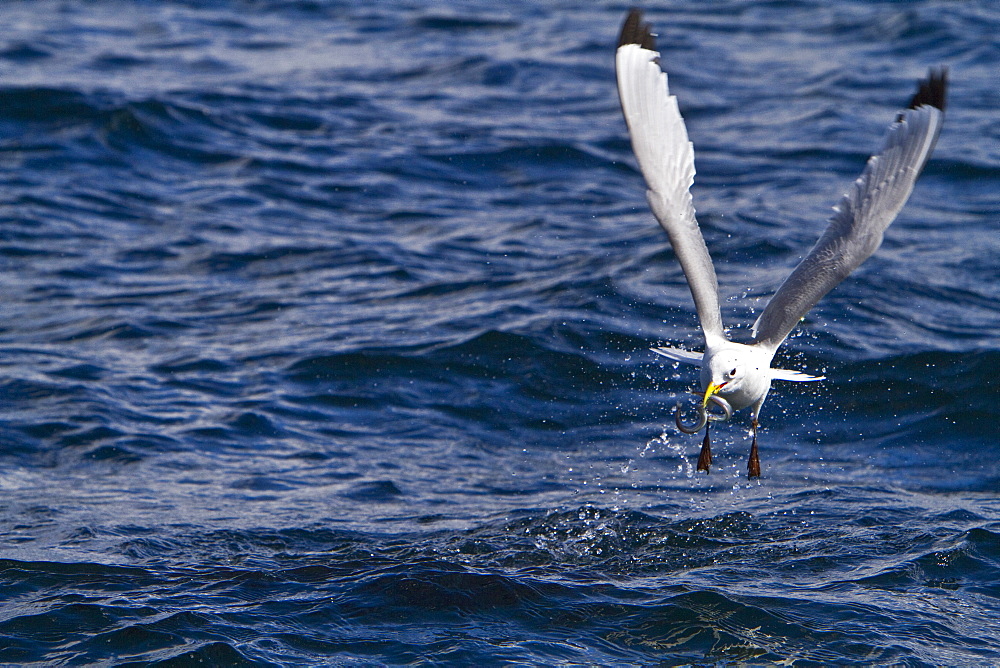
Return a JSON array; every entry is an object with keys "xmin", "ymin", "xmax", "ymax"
[{"xmin": 615, "ymin": 9, "xmax": 947, "ymax": 478}]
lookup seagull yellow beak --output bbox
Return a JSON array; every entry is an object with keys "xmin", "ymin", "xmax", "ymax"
[{"xmin": 702, "ymin": 382, "xmax": 726, "ymax": 408}]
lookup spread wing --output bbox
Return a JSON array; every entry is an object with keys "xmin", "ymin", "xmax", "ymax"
[
  {"xmin": 616, "ymin": 9, "xmax": 724, "ymax": 341},
  {"xmin": 751, "ymin": 69, "xmax": 947, "ymax": 352}
]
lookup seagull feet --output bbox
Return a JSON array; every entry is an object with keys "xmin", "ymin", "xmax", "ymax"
[
  {"xmin": 689, "ymin": 416, "xmax": 760, "ymax": 478},
  {"xmin": 747, "ymin": 418, "xmax": 761, "ymax": 479},
  {"xmin": 697, "ymin": 425, "xmax": 712, "ymax": 473}
]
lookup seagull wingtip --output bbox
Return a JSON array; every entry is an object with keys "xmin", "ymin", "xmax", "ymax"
[
  {"xmin": 908, "ymin": 66, "xmax": 948, "ymax": 113},
  {"xmin": 618, "ymin": 8, "xmax": 656, "ymax": 51}
]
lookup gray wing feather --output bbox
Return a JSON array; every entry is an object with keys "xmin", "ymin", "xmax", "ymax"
[
  {"xmin": 616, "ymin": 10, "xmax": 724, "ymax": 340},
  {"xmin": 751, "ymin": 70, "xmax": 946, "ymax": 351}
]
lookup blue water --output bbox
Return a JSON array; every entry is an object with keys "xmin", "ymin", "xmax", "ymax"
[{"xmin": 1, "ymin": 0, "xmax": 998, "ymax": 664}]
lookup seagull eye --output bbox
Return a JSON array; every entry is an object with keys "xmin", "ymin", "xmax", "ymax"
[{"xmin": 729, "ymin": 368, "xmax": 738, "ymax": 377}]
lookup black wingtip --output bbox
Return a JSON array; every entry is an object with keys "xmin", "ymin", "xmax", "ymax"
[
  {"xmin": 618, "ymin": 8, "xmax": 656, "ymax": 51},
  {"xmin": 908, "ymin": 66, "xmax": 948, "ymax": 113}
]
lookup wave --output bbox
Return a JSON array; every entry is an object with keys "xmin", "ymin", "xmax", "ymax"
[{"xmin": 2, "ymin": 501, "xmax": 997, "ymax": 664}]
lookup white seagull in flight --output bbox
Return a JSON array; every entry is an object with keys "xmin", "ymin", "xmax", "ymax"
[{"xmin": 615, "ymin": 9, "xmax": 947, "ymax": 478}]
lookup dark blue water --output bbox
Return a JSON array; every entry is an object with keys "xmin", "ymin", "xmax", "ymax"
[{"xmin": 1, "ymin": 0, "xmax": 998, "ymax": 664}]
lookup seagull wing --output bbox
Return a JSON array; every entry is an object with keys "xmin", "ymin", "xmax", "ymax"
[
  {"xmin": 616, "ymin": 9, "xmax": 724, "ymax": 341},
  {"xmin": 651, "ymin": 345, "xmax": 704, "ymax": 365},
  {"xmin": 751, "ymin": 69, "xmax": 947, "ymax": 352},
  {"xmin": 770, "ymin": 368, "xmax": 825, "ymax": 382}
]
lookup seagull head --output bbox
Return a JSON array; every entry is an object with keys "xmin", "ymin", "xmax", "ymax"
[{"xmin": 701, "ymin": 343, "xmax": 773, "ymax": 412}]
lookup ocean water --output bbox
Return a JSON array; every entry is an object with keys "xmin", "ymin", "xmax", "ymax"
[{"xmin": 1, "ymin": 0, "xmax": 998, "ymax": 664}]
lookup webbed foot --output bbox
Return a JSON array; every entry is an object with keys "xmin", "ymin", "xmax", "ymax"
[
  {"xmin": 747, "ymin": 418, "xmax": 761, "ymax": 479},
  {"xmin": 697, "ymin": 424, "xmax": 712, "ymax": 473}
]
